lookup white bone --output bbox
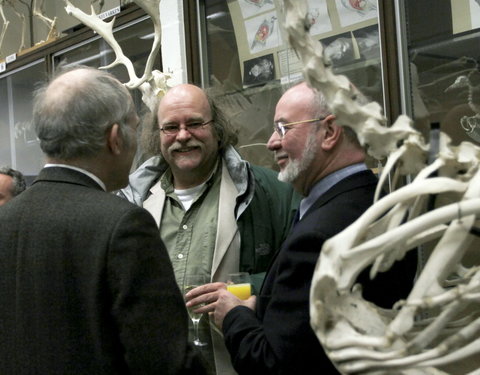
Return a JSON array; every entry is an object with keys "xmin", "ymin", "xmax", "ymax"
[
  {"xmin": 64, "ymin": 0, "xmax": 170, "ymax": 111},
  {"xmin": 282, "ymin": 0, "xmax": 480, "ymax": 373}
]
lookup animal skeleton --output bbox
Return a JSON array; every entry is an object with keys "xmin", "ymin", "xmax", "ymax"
[
  {"xmin": 281, "ymin": 0, "xmax": 480, "ymax": 373},
  {"xmin": 0, "ymin": 0, "xmax": 59, "ymax": 58},
  {"xmin": 443, "ymin": 58, "xmax": 480, "ymax": 143},
  {"xmin": 63, "ymin": 0, "xmax": 480, "ymax": 372},
  {"xmin": 0, "ymin": 0, "xmax": 26, "ymax": 55},
  {"xmin": 33, "ymin": 0, "xmax": 58, "ymax": 42},
  {"xmin": 64, "ymin": 0, "xmax": 170, "ymax": 112}
]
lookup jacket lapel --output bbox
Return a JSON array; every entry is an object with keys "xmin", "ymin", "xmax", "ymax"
[
  {"xmin": 143, "ymin": 180, "xmax": 165, "ymax": 227},
  {"xmin": 211, "ymin": 162, "xmax": 240, "ymax": 281}
]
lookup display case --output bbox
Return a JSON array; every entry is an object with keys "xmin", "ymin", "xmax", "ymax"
[
  {"xmin": 0, "ymin": 4, "xmax": 160, "ymax": 178},
  {"xmin": 0, "ymin": 59, "xmax": 46, "ymax": 177},
  {"xmin": 192, "ymin": 0, "xmax": 385, "ymax": 170},
  {"xmin": 402, "ymin": 0, "xmax": 480, "ymax": 146}
]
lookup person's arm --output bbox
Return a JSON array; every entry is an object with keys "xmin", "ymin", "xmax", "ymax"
[
  {"xmin": 108, "ymin": 207, "xmax": 205, "ymax": 374},
  {"xmin": 221, "ymin": 232, "xmax": 336, "ymax": 375}
]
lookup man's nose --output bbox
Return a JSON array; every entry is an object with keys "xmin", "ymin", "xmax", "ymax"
[
  {"xmin": 267, "ymin": 131, "xmax": 281, "ymax": 151},
  {"xmin": 176, "ymin": 127, "xmax": 192, "ymax": 141}
]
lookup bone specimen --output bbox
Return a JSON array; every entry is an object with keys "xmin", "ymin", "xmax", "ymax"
[
  {"xmin": 64, "ymin": 0, "xmax": 170, "ymax": 112},
  {"xmin": 0, "ymin": 0, "xmax": 26, "ymax": 55},
  {"xmin": 33, "ymin": 0, "xmax": 58, "ymax": 42},
  {"xmin": 63, "ymin": 1, "xmax": 480, "ymax": 371},
  {"xmin": 281, "ymin": 0, "xmax": 480, "ymax": 373}
]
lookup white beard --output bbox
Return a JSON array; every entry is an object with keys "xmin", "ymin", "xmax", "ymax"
[{"xmin": 278, "ymin": 130, "xmax": 318, "ymax": 183}]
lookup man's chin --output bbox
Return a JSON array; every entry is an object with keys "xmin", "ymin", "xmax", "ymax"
[
  {"xmin": 172, "ymin": 158, "xmax": 203, "ymax": 172},
  {"xmin": 278, "ymin": 162, "xmax": 300, "ymax": 184}
]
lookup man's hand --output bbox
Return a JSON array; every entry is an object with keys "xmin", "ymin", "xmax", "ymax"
[{"xmin": 185, "ymin": 282, "xmax": 256, "ymax": 329}]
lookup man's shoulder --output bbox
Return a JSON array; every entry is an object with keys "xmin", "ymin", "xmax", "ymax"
[
  {"xmin": 118, "ymin": 156, "xmax": 167, "ymax": 205},
  {"xmin": 249, "ymin": 163, "xmax": 278, "ymax": 179},
  {"xmin": 249, "ymin": 164, "xmax": 288, "ymax": 190}
]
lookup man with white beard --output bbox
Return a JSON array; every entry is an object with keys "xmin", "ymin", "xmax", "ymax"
[{"xmin": 186, "ymin": 82, "xmax": 416, "ymax": 374}]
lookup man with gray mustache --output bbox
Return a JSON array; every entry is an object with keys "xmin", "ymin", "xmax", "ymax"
[{"xmin": 118, "ymin": 84, "xmax": 299, "ymax": 375}]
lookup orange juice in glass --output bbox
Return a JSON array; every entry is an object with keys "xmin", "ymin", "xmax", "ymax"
[{"xmin": 226, "ymin": 272, "xmax": 252, "ymax": 300}]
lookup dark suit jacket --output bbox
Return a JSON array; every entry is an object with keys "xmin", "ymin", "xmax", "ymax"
[
  {"xmin": 0, "ymin": 167, "xmax": 204, "ymax": 375},
  {"xmin": 222, "ymin": 170, "xmax": 416, "ymax": 375}
]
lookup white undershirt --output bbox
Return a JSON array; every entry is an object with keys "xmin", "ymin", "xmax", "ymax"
[{"xmin": 174, "ymin": 182, "xmax": 207, "ymax": 211}]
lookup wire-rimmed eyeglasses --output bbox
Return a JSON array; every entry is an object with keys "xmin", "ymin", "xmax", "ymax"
[
  {"xmin": 273, "ymin": 117, "xmax": 326, "ymax": 138},
  {"xmin": 160, "ymin": 120, "xmax": 213, "ymax": 135}
]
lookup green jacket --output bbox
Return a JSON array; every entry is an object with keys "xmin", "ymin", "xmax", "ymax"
[{"xmin": 118, "ymin": 146, "xmax": 300, "ymax": 291}]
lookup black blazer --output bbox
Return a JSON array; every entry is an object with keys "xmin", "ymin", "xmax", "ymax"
[
  {"xmin": 222, "ymin": 170, "xmax": 414, "ymax": 375},
  {"xmin": 0, "ymin": 167, "xmax": 204, "ymax": 374}
]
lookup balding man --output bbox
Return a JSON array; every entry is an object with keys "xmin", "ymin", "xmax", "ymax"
[
  {"xmin": 186, "ymin": 82, "xmax": 416, "ymax": 375},
  {"xmin": 0, "ymin": 66, "xmax": 205, "ymax": 375}
]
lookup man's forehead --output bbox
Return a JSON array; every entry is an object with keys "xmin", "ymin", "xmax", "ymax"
[{"xmin": 159, "ymin": 98, "xmax": 211, "ymax": 120}]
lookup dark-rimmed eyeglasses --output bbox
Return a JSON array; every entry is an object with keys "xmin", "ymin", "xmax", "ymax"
[
  {"xmin": 273, "ymin": 117, "xmax": 326, "ymax": 138},
  {"xmin": 160, "ymin": 120, "xmax": 213, "ymax": 135}
]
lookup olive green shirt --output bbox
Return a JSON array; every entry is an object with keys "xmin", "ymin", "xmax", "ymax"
[{"xmin": 159, "ymin": 163, "xmax": 221, "ymax": 289}]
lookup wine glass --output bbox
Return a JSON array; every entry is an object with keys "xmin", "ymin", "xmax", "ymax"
[
  {"xmin": 226, "ymin": 272, "xmax": 252, "ymax": 300},
  {"xmin": 184, "ymin": 274, "xmax": 208, "ymax": 347}
]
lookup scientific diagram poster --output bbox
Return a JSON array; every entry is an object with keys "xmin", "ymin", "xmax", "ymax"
[
  {"xmin": 227, "ymin": 0, "xmax": 379, "ymax": 87},
  {"xmin": 238, "ymin": 0, "xmax": 275, "ymax": 19},
  {"xmin": 336, "ymin": 0, "xmax": 378, "ymax": 27},
  {"xmin": 307, "ymin": 0, "xmax": 332, "ymax": 36},
  {"xmin": 245, "ymin": 10, "xmax": 283, "ymax": 55}
]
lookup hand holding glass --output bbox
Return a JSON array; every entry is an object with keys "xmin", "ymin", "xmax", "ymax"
[
  {"xmin": 184, "ymin": 274, "xmax": 208, "ymax": 347},
  {"xmin": 226, "ymin": 272, "xmax": 252, "ymax": 300}
]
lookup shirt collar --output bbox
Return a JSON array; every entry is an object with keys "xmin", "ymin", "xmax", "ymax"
[
  {"xmin": 44, "ymin": 163, "xmax": 107, "ymax": 191},
  {"xmin": 160, "ymin": 158, "xmax": 220, "ymax": 194},
  {"xmin": 298, "ymin": 163, "xmax": 368, "ymax": 220}
]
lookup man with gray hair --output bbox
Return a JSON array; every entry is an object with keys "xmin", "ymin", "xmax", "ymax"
[
  {"xmin": 0, "ymin": 166, "xmax": 26, "ymax": 206},
  {"xmin": 0, "ymin": 65, "xmax": 205, "ymax": 374},
  {"xmin": 186, "ymin": 82, "xmax": 416, "ymax": 374}
]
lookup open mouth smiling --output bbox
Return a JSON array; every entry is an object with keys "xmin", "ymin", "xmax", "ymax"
[{"xmin": 173, "ymin": 146, "xmax": 200, "ymax": 154}]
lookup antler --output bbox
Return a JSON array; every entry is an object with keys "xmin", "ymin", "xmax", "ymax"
[
  {"xmin": 33, "ymin": 0, "xmax": 59, "ymax": 41},
  {"xmin": 0, "ymin": 2, "xmax": 10, "ymax": 56},
  {"xmin": 64, "ymin": 0, "xmax": 169, "ymax": 111},
  {"xmin": 0, "ymin": 0, "xmax": 26, "ymax": 54}
]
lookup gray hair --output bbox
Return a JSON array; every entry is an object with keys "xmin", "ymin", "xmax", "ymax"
[
  {"xmin": 33, "ymin": 65, "xmax": 136, "ymax": 160},
  {"xmin": 309, "ymin": 82, "xmax": 364, "ymax": 148},
  {"xmin": 0, "ymin": 166, "xmax": 26, "ymax": 196}
]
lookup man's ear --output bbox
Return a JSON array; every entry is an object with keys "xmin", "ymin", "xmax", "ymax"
[
  {"xmin": 107, "ymin": 123, "xmax": 122, "ymax": 155},
  {"xmin": 321, "ymin": 115, "xmax": 342, "ymax": 151}
]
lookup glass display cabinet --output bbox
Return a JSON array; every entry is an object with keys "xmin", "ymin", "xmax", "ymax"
[
  {"xmin": 192, "ymin": 0, "xmax": 385, "ymax": 169},
  {"xmin": 401, "ymin": 0, "xmax": 480, "ymax": 147},
  {"xmin": 3, "ymin": 0, "xmax": 478, "ymax": 182},
  {"xmin": 0, "ymin": 4, "xmax": 159, "ymax": 178},
  {"xmin": 0, "ymin": 59, "xmax": 46, "ymax": 177}
]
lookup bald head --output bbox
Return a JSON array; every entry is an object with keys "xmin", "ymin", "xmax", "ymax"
[
  {"xmin": 44, "ymin": 68, "xmax": 98, "ymax": 108},
  {"xmin": 159, "ymin": 84, "xmax": 211, "ymax": 121}
]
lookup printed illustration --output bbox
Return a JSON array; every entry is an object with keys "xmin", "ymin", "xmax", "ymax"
[
  {"xmin": 238, "ymin": 0, "xmax": 275, "ymax": 20},
  {"xmin": 337, "ymin": 0, "xmax": 377, "ymax": 27},
  {"xmin": 307, "ymin": 0, "xmax": 332, "ymax": 36},
  {"xmin": 245, "ymin": 11, "xmax": 282, "ymax": 54},
  {"xmin": 243, "ymin": 54, "xmax": 275, "ymax": 86}
]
